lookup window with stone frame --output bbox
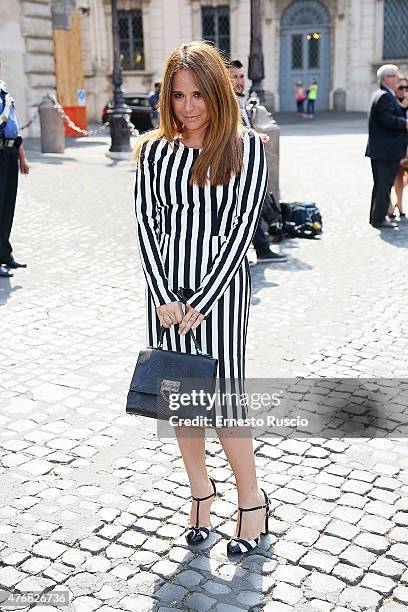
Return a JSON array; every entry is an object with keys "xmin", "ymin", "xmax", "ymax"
[
  {"xmin": 118, "ymin": 9, "xmax": 145, "ymax": 70},
  {"xmin": 383, "ymin": 0, "xmax": 408, "ymax": 59},
  {"xmin": 291, "ymin": 34, "xmax": 303, "ymax": 69},
  {"xmin": 201, "ymin": 5, "xmax": 230, "ymax": 56}
]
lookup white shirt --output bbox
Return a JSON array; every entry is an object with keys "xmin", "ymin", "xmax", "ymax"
[
  {"xmin": 237, "ymin": 94, "xmax": 252, "ymax": 128},
  {"xmin": 382, "ymin": 84, "xmax": 396, "ymax": 97}
]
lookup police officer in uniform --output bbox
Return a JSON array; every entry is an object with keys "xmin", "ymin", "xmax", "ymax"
[{"xmin": 0, "ymin": 80, "xmax": 29, "ymax": 278}]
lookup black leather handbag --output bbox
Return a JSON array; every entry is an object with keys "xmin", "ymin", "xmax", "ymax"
[{"xmin": 126, "ymin": 289, "xmax": 218, "ymax": 422}]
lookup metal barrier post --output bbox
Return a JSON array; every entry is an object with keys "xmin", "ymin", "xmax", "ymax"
[{"xmin": 39, "ymin": 95, "xmax": 65, "ymax": 153}]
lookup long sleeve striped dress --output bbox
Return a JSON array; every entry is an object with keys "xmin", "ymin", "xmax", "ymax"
[{"xmin": 135, "ymin": 128, "xmax": 267, "ymax": 424}]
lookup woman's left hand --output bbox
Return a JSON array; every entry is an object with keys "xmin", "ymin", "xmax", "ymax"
[{"xmin": 179, "ymin": 304, "xmax": 205, "ymax": 335}]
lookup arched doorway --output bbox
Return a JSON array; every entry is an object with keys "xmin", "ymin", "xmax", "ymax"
[{"xmin": 279, "ymin": 0, "xmax": 331, "ymax": 112}]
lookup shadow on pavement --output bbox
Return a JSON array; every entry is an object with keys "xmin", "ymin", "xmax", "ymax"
[
  {"xmin": 251, "ymin": 276, "xmax": 280, "ymax": 303},
  {"xmin": 24, "ymin": 128, "xmax": 109, "ymax": 149},
  {"xmin": 0, "ymin": 277, "xmax": 22, "ymax": 305},
  {"xmin": 250, "ymin": 254, "xmax": 314, "ymax": 303},
  {"xmin": 28, "ymin": 153, "xmax": 78, "ymax": 164},
  {"xmin": 377, "ymin": 220, "xmax": 408, "ymax": 248},
  {"xmin": 252, "ymin": 253, "xmax": 314, "ymax": 274},
  {"xmin": 65, "ymin": 136, "xmax": 110, "ymax": 149},
  {"xmin": 106, "ymin": 158, "xmax": 128, "ymax": 168},
  {"xmin": 276, "ymin": 111, "xmax": 367, "ymax": 137},
  {"xmin": 145, "ymin": 535, "xmax": 272, "ymax": 610}
]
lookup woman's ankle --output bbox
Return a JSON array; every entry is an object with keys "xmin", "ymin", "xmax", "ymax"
[
  {"xmin": 190, "ymin": 477, "xmax": 212, "ymax": 498},
  {"xmin": 237, "ymin": 486, "xmax": 264, "ymax": 508}
]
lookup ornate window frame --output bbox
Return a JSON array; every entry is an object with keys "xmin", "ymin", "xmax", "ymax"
[
  {"xmin": 382, "ymin": 0, "xmax": 408, "ymax": 60},
  {"xmin": 189, "ymin": 0, "xmax": 239, "ymax": 52},
  {"xmin": 117, "ymin": 6, "xmax": 145, "ymax": 70},
  {"xmin": 280, "ymin": 0, "xmax": 331, "ymax": 30},
  {"xmin": 103, "ymin": 0, "xmax": 153, "ymax": 76}
]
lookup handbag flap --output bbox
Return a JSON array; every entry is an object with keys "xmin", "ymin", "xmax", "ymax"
[{"xmin": 130, "ymin": 347, "xmax": 217, "ymax": 396}]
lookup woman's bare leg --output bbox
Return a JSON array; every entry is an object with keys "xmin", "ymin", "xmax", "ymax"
[
  {"xmin": 175, "ymin": 426, "xmax": 214, "ymax": 527},
  {"xmin": 388, "ymin": 180, "xmax": 398, "ymax": 217},
  {"xmin": 216, "ymin": 426, "xmax": 266, "ymax": 540},
  {"xmin": 395, "ymin": 168, "xmax": 405, "ymax": 214}
]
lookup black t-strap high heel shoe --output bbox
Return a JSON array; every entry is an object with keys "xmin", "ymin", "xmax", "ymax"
[
  {"xmin": 185, "ymin": 477, "xmax": 217, "ymax": 545},
  {"xmin": 227, "ymin": 488, "xmax": 271, "ymax": 555}
]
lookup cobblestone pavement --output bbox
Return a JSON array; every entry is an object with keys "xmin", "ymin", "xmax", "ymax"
[{"xmin": 0, "ymin": 115, "xmax": 408, "ymax": 612}]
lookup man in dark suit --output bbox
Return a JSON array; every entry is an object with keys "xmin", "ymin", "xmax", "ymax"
[{"xmin": 366, "ymin": 64, "xmax": 408, "ymax": 228}]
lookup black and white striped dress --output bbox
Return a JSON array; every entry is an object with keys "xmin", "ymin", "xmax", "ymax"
[{"xmin": 135, "ymin": 129, "xmax": 267, "ymax": 424}]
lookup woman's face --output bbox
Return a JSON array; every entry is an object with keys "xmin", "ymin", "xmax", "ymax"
[
  {"xmin": 397, "ymin": 80, "xmax": 408, "ymax": 98},
  {"xmin": 172, "ymin": 69, "xmax": 210, "ymax": 133}
]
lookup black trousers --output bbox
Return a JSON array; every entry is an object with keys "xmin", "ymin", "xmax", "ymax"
[
  {"xmin": 370, "ymin": 158, "xmax": 400, "ymax": 225},
  {"xmin": 252, "ymin": 221, "xmax": 269, "ymax": 253},
  {"xmin": 0, "ymin": 147, "xmax": 19, "ymax": 262},
  {"xmin": 252, "ymin": 193, "xmax": 278, "ymax": 254}
]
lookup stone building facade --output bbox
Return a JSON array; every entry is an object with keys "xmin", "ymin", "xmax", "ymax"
[
  {"xmin": 0, "ymin": 0, "xmax": 56, "ymax": 136},
  {"xmin": 79, "ymin": 0, "xmax": 408, "ymax": 122},
  {"xmin": 1, "ymin": 0, "xmax": 408, "ymax": 129}
]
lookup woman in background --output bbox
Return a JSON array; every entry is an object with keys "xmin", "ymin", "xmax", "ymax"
[
  {"xmin": 294, "ymin": 81, "xmax": 306, "ymax": 116},
  {"xmin": 388, "ymin": 76, "xmax": 408, "ymax": 219}
]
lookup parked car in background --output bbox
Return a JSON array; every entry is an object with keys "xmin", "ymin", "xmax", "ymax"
[{"xmin": 102, "ymin": 93, "xmax": 153, "ymax": 132}]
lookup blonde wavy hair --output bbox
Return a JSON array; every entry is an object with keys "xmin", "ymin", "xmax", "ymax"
[{"xmin": 133, "ymin": 40, "xmax": 244, "ymax": 187}]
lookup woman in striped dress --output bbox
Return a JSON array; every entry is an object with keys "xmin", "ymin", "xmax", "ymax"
[{"xmin": 134, "ymin": 41, "xmax": 271, "ymax": 555}]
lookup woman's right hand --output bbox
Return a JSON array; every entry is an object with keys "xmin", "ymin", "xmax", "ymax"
[{"xmin": 156, "ymin": 301, "xmax": 184, "ymax": 328}]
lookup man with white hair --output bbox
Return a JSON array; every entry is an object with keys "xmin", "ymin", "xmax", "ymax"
[{"xmin": 366, "ymin": 64, "xmax": 408, "ymax": 228}]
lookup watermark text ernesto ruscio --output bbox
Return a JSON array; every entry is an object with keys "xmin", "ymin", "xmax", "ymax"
[{"xmin": 166, "ymin": 388, "xmax": 309, "ymax": 428}]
